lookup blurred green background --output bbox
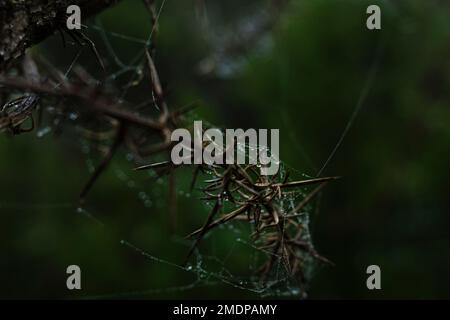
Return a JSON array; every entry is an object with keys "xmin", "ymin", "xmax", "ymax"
[{"xmin": 1, "ymin": 0, "xmax": 449, "ymax": 299}]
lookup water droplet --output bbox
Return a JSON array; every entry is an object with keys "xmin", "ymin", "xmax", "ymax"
[
  {"xmin": 36, "ymin": 126, "xmax": 51, "ymax": 138},
  {"xmin": 290, "ymin": 288, "xmax": 300, "ymax": 295}
]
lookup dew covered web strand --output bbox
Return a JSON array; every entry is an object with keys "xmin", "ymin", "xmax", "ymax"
[
  {"xmin": 316, "ymin": 37, "xmax": 386, "ymax": 177},
  {"xmin": 74, "ymin": 0, "xmax": 169, "ymax": 207},
  {"xmin": 74, "ymin": 0, "xmax": 171, "ymax": 220}
]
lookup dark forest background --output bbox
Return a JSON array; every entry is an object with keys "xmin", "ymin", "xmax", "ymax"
[{"xmin": 1, "ymin": 0, "xmax": 449, "ymax": 299}]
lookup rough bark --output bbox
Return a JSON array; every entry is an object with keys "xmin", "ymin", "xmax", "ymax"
[{"xmin": 0, "ymin": 0, "xmax": 121, "ymax": 72}]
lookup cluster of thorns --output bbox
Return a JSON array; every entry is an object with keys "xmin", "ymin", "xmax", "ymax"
[
  {"xmin": 179, "ymin": 161, "xmax": 337, "ymax": 289},
  {"xmin": 0, "ymin": 0, "xmax": 337, "ymax": 294}
]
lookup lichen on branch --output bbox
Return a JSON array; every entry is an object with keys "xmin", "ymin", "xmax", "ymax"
[{"xmin": 0, "ymin": 0, "xmax": 120, "ymax": 72}]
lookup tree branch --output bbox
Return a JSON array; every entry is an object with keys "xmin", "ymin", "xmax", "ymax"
[{"xmin": 0, "ymin": 0, "xmax": 121, "ymax": 72}]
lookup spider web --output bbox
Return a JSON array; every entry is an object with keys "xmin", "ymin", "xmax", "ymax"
[
  {"xmin": 74, "ymin": 139, "xmax": 320, "ymax": 299},
  {"xmin": 0, "ymin": 0, "xmax": 383, "ymax": 299}
]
